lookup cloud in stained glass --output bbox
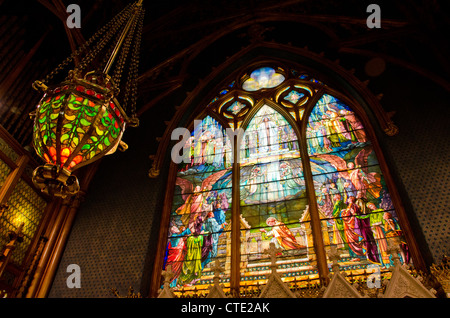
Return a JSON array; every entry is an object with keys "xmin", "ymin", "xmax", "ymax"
[{"xmin": 242, "ymin": 67, "xmax": 285, "ymax": 91}]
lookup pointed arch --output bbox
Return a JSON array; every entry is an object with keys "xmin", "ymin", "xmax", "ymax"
[
  {"xmin": 149, "ymin": 58, "xmax": 428, "ymax": 297},
  {"xmin": 305, "ymin": 91, "xmax": 413, "ymax": 273},
  {"xmin": 158, "ymin": 113, "xmax": 234, "ymax": 296},
  {"xmin": 238, "ymin": 98, "xmax": 300, "ymax": 148},
  {"xmin": 238, "ymin": 101, "xmax": 316, "ymax": 287}
]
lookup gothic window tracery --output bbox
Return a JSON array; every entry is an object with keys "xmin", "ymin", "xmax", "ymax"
[{"xmin": 160, "ymin": 64, "xmax": 411, "ymax": 296}]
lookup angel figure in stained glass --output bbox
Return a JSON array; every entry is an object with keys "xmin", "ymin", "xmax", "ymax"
[
  {"xmin": 279, "ymin": 161, "xmax": 304, "ymax": 198},
  {"xmin": 175, "ymin": 169, "xmax": 228, "ymax": 232},
  {"xmin": 317, "ymin": 147, "xmax": 382, "ymax": 200}
]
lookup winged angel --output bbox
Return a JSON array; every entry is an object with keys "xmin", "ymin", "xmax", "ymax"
[
  {"xmin": 316, "ymin": 147, "xmax": 382, "ymax": 199},
  {"xmin": 174, "ymin": 169, "xmax": 229, "ymax": 232}
]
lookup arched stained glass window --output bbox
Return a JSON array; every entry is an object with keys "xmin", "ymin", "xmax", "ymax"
[
  {"xmin": 239, "ymin": 104, "xmax": 314, "ymax": 286},
  {"xmin": 165, "ymin": 116, "xmax": 232, "ymax": 289},
  {"xmin": 159, "ymin": 64, "xmax": 413, "ymax": 297},
  {"xmin": 307, "ymin": 94, "xmax": 408, "ymax": 271}
]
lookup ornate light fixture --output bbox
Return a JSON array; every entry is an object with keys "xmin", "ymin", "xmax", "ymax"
[{"xmin": 30, "ymin": 1, "xmax": 145, "ymax": 198}]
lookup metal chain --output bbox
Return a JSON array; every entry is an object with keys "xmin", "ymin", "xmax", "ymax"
[
  {"xmin": 38, "ymin": 3, "xmax": 133, "ymax": 86},
  {"xmin": 96, "ymin": 39, "xmax": 117, "ymax": 74},
  {"xmin": 123, "ymin": 7, "xmax": 144, "ymax": 117},
  {"xmin": 111, "ymin": 9, "xmax": 138, "ymax": 94},
  {"xmin": 37, "ymin": 1, "xmax": 144, "ymax": 123},
  {"xmin": 74, "ymin": 6, "xmax": 133, "ymax": 78}
]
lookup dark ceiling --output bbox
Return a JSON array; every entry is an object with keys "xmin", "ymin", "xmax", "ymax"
[{"xmin": 0, "ymin": 0, "xmax": 449, "ymax": 153}]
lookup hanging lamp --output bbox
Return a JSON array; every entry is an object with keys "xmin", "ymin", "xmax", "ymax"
[{"xmin": 30, "ymin": 1, "xmax": 145, "ymax": 198}]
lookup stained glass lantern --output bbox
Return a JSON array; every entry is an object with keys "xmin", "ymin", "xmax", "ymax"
[
  {"xmin": 32, "ymin": 72, "xmax": 127, "ymax": 197},
  {"xmin": 30, "ymin": 1, "xmax": 144, "ymax": 198}
]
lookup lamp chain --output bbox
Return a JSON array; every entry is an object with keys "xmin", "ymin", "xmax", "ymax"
[
  {"xmin": 124, "ymin": 7, "xmax": 144, "ymax": 117},
  {"xmin": 37, "ymin": 3, "xmax": 133, "ymax": 86},
  {"xmin": 34, "ymin": 1, "xmax": 144, "ymax": 122},
  {"xmin": 111, "ymin": 8, "xmax": 138, "ymax": 95},
  {"xmin": 74, "ymin": 7, "xmax": 133, "ymax": 79}
]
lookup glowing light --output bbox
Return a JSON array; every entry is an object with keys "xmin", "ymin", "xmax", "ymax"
[{"xmin": 242, "ymin": 67, "xmax": 285, "ymax": 91}]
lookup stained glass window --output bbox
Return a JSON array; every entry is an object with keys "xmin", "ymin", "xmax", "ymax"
[
  {"xmin": 239, "ymin": 105, "xmax": 316, "ymax": 287},
  {"xmin": 164, "ymin": 116, "xmax": 232, "ymax": 293},
  {"xmin": 242, "ymin": 67, "xmax": 285, "ymax": 91},
  {"xmin": 227, "ymin": 101, "xmax": 246, "ymax": 115},
  {"xmin": 307, "ymin": 94, "xmax": 409, "ymax": 272},
  {"xmin": 284, "ymin": 90, "xmax": 304, "ymax": 104},
  {"xmin": 161, "ymin": 65, "xmax": 413, "ymax": 296}
]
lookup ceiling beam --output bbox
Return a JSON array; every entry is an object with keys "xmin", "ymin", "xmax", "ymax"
[
  {"xmin": 339, "ymin": 47, "xmax": 450, "ymax": 92},
  {"xmin": 38, "ymin": 0, "xmax": 85, "ymax": 54},
  {"xmin": 336, "ymin": 25, "xmax": 417, "ymax": 48},
  {"xmin": 137, "ymin": 84, "xmax": 183, "ymax": 117}
]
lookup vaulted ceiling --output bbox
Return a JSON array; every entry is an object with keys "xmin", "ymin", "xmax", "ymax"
[{"xmin": 1, "ymin": 0, "xmax": 449, "ymax": 154}]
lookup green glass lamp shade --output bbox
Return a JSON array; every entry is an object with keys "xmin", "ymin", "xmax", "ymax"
[{"xmin": 32, "ymin": 73, "xmax": 126, "ymax": 197}]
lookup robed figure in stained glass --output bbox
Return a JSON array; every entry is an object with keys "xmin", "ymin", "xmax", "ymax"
[
  {"xmin": 317, "ymin": 147, "xmax": 382, "ymax": 201},
  {"xmin": 280, "ymin": 161, "xmax": 304, "ymax": 198},
  {"xmin": 258, "ymin": 116, "xmax": 279, "ymax": 153},
  {"xmin": 178, "ymin": 216, "xmax": 204, "ymax": 286},
  {"xmin": 164, "ymin": 224, "xmax": 189, "ymax": 287},
  {"xmin": 159, "ymin": 66, "xmax": 415, "ymax": 297},
  {"xmin": 260, "ymin": 216, "xmax": 305, "ymax": 250},
  {"xmin": 175, "ymin": 184, "xmax": 204, "ymax": 232},
  {"xmin": 331, "ymin": 193, "xmax": 348, "ymax": 250},
  {"xmin": 340, "ymin": 196, "xmax": 381, "ymax": 263}
]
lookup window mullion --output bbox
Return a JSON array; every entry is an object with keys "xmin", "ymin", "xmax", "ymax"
[
  {"xmin": 230, "ymin": 132, "xmax": 241, "ymax": 297},
  {"xmin": 298, "ymin": 123, "xmax": 330, "ymax": 285}
]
